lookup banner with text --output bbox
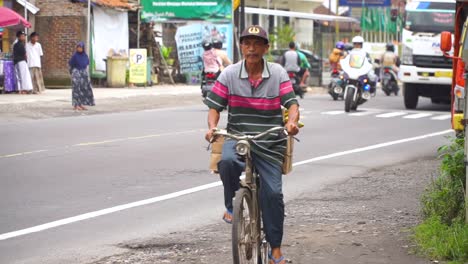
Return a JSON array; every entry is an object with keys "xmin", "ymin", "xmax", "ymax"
[
  {"xmin": 141, "ymin": 0, "xmax": 232, "ymax": 22},
  {"xmin": 175, "ymin": 23, "xmax": 233, "ymax": 74},
  {"xmin": 338, "ymin": 0, "xmax": 391, "ymax": 7}
]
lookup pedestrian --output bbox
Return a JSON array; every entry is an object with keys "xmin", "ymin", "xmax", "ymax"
[
  {"xmin": 13, "ymin": 31, "xmax": 33, "ymax": 94},
  {"xmin": 205, "ymin": 25, "xmax": 300, "ymax": 264},
  {"xmin": 26, "ymin": 32, "xmax": 45, "ymax": 94},
  {"xmin": 69, "ymin": 41, "xmax": 94, "ymax": 111}
]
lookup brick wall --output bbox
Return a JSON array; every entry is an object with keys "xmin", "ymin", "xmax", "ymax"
[
  {"xmin": 36, "ymin": 16, "xmax": 86, "ymax": 84},
  {"xmin": 36, "ymin": 0, "xmax": 85, "ymax": 17},
  {"xmin": 35, "ymin": 0, "xmax": 86, "ymax": 85}
]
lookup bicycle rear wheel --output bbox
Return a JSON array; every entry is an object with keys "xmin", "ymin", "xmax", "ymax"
[{"xmin": 232, "ymin": 188, "xmax": 260, "ymax": 264}]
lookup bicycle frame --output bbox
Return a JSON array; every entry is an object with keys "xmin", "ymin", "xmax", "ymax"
[{"xmin": 213, "ymin": 126, "xmax": 285, "ymax": 264}]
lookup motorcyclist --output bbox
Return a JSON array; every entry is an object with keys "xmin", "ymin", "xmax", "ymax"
[
  {"xmin": 350, "ymin": 36, "xmax": 377, "ymax": 93},
  {"xmin": 380, "ymin": 43, "xmax": 400, "ymax": 82},
  {"xmin": 329, "ymin": 41, "xmax": 346, "ymax": 71},
  {"xmin": 202, "ymin": 40, "xmax": 222, "ymax": 77},
  {"xmin": 281, "ymin": 41, "xmax": 301, "ymax": 75},
  {"xmin": 212, "ymin": 38, "xmax": 232, "ymax": 71}
]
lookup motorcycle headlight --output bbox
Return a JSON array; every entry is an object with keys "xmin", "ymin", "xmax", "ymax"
[{"xmin": 401, "ymin": 44, "xmax": 413, "ymax": 65}]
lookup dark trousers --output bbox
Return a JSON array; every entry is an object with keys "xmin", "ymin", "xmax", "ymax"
[{"xmin": 218, "ymin": 140, "xmax": 285, "ymax": 248}]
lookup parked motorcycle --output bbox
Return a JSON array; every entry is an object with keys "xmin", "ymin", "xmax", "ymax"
[
  {"xmin": 288, "ymin": 71, "xmax": 304, "ymax": 99},
  {"xmin": 328, "ymin": 69, "xmax": 345, "ymax": 100},
  {"xmin": 340, "ymin": 51, "xmax": 374, "ymax": 112},
  {"xmin": 381, "ymin": 66, "xmax": 399, "ymax": 96},
  {"xmin": 201, "ymin": 71, "xmax": 218, "ymax": 98}
]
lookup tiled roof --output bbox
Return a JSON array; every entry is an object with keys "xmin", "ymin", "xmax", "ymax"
[{"xmin": 90, "ymin": 0, "xmax": 139, "ymax": 10}]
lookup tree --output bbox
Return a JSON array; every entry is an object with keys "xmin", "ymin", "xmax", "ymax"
[{"xmin": 269, "ymin": 25, "xmax": 296, "ymax": 49}]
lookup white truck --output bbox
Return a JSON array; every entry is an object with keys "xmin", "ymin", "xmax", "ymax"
[{"xmin": 399, "ymin": 0, "xmax": 455, "ymax": 109}]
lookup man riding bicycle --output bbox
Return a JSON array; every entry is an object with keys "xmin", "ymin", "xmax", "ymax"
[{"xmin": 204, "ymin": 25, "xmax": 300, "ymax": 264}]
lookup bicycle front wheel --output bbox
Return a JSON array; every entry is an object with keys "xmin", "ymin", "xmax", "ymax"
[{"xmin": 232, "ymin": 188, "xmax": 260, "ymax": 264}]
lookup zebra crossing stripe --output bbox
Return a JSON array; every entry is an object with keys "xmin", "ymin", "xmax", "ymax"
[
  {"xmin": 431, "ymin": 114, "xmax": 451, "ymax": 120},
  {"xmin": 403, "ymin": 113, "xmax": 433, "ymax": 119},
  {"xmin": 376, "ymin": 112, "xmax": 407, "ymax": 118},
  {"xmin": 349, "ymin": 111, "xmax": 375, "ymax": 116},
  {"xmin": 322, "ymin": 110, "xmax": 345, "ymax": 115}
]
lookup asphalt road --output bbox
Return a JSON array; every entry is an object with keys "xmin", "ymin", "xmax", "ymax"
[{"xmin": 0, "ymin": 91, "xmax": 452, "ymax": 264}]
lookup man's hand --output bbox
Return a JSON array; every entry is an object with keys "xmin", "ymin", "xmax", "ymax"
[
  {"xmin": 285, "ymin": 104, "xmax": 300, "ymax": 136},
  {"xmin": 285, "ymin": 121, "xmax": 299, "ymax": 136},
  {"xmin": 205, "ymin": 128, "xmax": 216, "ymax": 142}
]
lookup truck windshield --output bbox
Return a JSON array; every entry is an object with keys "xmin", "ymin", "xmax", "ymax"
[{"xmin": 405, "ymin": 2, "xmax": 455, "ymax": 33}]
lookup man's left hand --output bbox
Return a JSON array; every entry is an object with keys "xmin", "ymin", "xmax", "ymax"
[{"xmin": 285, "ymin": 121, "xmax": 299, "ymax": 136}]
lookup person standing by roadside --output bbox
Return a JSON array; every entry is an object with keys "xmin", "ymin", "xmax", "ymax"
[
  {"xmin": 69, "ymin": 41, "xmax": 94, "ymax": 111},
  {"xmin": 26, "ymin": 32, "xmax": 45, "ymax": 94},
  {"xmin": 13, "ymin": 31, "xmax": 33, "ymax": 94}
]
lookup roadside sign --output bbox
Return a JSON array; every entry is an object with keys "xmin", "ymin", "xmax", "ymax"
[
  {"xmin": 339, "ymin": 0, "xmax": 391, "ymax": 7},
  {"xmin": 141, "ymin": 0, "xmax": 232, "ymax": 22},
  {"xmin": 129, "ymin": 49, "xmax": 147, "ymax": 84}
]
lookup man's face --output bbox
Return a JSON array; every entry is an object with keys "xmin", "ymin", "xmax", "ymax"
[
  {"xmin": 32, "ymin": 35, "xmax": 39, "ymax": 42},
  {"xmin": 353, "ymin": 43, "xmax": 362, "ymax": 49},
  {"xmin": 19, "ymin": 34, "xmax": 25, "ymax": 42},
  {"xmin": 241, "ymin": 37, "xmax": 269, "ymax": 64}
]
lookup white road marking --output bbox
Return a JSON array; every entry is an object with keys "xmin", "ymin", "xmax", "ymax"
[
  {"xmin": 348, "ymin": 111, "xmax": 375, "ymax": 116},
  {"xmin": 0, "ymin": 129, "xmax": 204, "ymax": 159},
  {"xmin": 431, "ymin": 114, "xmax": 451, "ymax": 121},
  {"xmin": 0, "ymin": 129, "xmax": 452, "ymax": 241},
  {"xmin": 0, "ymin": 149, "xmax": 48, "ymax": 159},
  {"xmin": 375, "ymin": 112, "xmax": 407, "ymax": 118},
  {"xmin": 403, "ymin": 113, "xmax": 433, "ymax": 119},
  {"xmin": 322, "ymin": 110, "xmax": 345, "ymax": 115}
]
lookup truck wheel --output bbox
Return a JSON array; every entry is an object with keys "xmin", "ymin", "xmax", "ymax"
[{"xmin": 404, "ymin": 84, "xmax": 418, "ymax": 109}]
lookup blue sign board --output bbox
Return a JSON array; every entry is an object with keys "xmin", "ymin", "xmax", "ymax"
[{"xmin": 339, "ymin": 0, "xmax": 391, "ymax": 7}]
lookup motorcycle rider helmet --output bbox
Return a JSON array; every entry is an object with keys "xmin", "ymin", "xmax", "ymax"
[
  {"xmin": 202, "ymin": 40, "xmax": 212, "ymax": 51},
  {"xmin": 212, "ymin": 38, "xmax": 223, "ymax": 49},
  {"xmin": 386, "ymin": 42, "xmax": 395, "ymax": 52},
  {"xmin": 352, "ymin": 36, "xmax": 364, "ymax": 44},
  {"xmin": 344, "ymin": 43, "xmax": 353, "ymax": 52},
  {"xmin": 335, "ymin": 41, "xmax": 345, "ymax": 50}
]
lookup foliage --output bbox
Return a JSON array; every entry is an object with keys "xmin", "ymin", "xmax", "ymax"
[
  {"xmin": 413, "ymin": 136, "xmax": 467, "ymax": 263},
  {"xmin": 413, "ymin": 216, "xmax": 468, "ymax": 262},
  {"xmin": 269, "ymin": 25, "xmax": 296, "ymax": 49},
  {"xmin": 161, "ymin": 46, "xmax": 173, "ymax": 60},
  {"xmin": 421, "ymin": 136, "xmax": 466, "ymax": 224}
]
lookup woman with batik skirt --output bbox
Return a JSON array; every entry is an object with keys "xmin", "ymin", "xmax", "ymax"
[{"xmin": 69, "ymin": 42, "xmax": 95, "ymax": 111}]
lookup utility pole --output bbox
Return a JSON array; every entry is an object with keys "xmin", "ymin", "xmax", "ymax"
[{"xmin": 87, "ymin": 0, "xmax": 91, "ymax": 55}]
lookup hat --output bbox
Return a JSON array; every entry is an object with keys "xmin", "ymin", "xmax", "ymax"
[
  {"xmin": 16, "ymin": 31, "xmax": 25, "ymax": 37},
  {"xmin": 240, "ymin": 25, "xmax": 269, "ymax": 44}
]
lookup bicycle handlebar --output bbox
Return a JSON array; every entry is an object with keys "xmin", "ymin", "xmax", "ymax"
[{"xmin": 213, "ymin": 126, "xmax": 287, "ymax": 141}]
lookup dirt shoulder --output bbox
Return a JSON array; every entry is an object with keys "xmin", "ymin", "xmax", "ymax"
[
  {"xmin": 90, "ymin": 158, "xmax": 439, "ymax": 264},
  {"xmin": 0, "ymin": 94, "xmax": 203, "ymax": 121}
]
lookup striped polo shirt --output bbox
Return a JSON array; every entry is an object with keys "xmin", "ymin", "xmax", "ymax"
[{"xmin": 206, "ymin": 59, "xmax": 298, "ymax": 165}]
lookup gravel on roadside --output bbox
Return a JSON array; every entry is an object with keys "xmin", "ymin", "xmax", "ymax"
[{"xmin": 89, "ymin": 157, "xmax": 439, "ymax": 264}]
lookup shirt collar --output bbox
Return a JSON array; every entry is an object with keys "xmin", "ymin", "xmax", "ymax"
[{"xmin": 239, "ymin": 59, "xmax": 271, "ymax": 79}]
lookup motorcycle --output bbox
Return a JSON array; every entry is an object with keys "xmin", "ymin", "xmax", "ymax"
[
  {"xmin": 381, "ymin": 66, "xmax": 399, "ymax": 96},
  {"xmin": 340, "ymin": 51, "xmax": 374, "ymax": 112},
  {"xmin": 201, "ymin": 71, "xmax": 218, "ymax": 98},
  {"xmin": 328, "ymin": 68, "xmax": 345, "ymax": 100},
  {"xmin": 287, "ymin": 71, "xmax": 304, "ymax": 99}
]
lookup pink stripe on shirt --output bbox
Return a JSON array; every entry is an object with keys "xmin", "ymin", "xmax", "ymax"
[
  {"xmin": 229, "ymin": 96, "xmax": 281, "ymax": 111},
  {"xmin": 279, "ymin": 81, "xmax": 294, "ymax": 96},
  {"xmin": 211, "ymin": 82, "xmax": 228, "ymax": 99}
]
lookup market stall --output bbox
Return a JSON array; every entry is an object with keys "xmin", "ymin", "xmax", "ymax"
[{"xmin": 0, "ymin": 7, "xmax": 31, "ymax": 93}]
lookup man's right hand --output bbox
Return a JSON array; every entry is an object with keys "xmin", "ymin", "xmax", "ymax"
[{"xmin": 205, "ymin": 128, "xmax": 216, "ymax": 142}]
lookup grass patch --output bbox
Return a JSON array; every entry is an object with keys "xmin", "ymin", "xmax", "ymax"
[
  {"xmin": 413, "ymin": 216, "xmax": 468, "ymax": 262},
  {"xmin": 413, "ymin": 136, "xmax": 468, "ymax": 263}
]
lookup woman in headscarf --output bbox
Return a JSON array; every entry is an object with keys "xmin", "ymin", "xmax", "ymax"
[{"xmin": 69, "ymin": 42, "xmax": 95, "ymax": 110}]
